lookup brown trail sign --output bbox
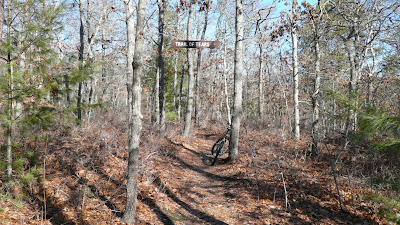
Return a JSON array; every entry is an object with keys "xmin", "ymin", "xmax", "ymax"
[{"xmin": 171, "ymin": 39, "xmax": 221, "ymax": 49}]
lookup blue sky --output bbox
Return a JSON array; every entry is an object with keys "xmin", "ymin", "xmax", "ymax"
[{"xmin": 266, "ymin": 0, "xmax": 318, "ymax": 14}]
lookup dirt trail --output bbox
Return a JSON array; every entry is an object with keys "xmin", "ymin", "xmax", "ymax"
[
  {"xmin": 143, "ymin": 128, "xmax": 377, "ymax": 225},
  {"xmin": 2, "ymin": 124, "xmax": 380, "ymax": 224},
  {"xmin": 157, "ymin": 134, "xmax": 257, "ymax": 224}
]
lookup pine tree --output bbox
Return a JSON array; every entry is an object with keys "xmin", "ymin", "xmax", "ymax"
[{"xmin": 0, "ymin": 0, "xmax": 65, "ymax": 181}]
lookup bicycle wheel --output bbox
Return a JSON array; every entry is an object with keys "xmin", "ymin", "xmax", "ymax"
[{"xmin": 211, "ymin": 139, "xmax": 226, "ymax": 166}]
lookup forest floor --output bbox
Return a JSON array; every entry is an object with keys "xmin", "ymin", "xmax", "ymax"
[{"xmin": 0, "ymin": 115, "xmax": 391, "ymax": 224}]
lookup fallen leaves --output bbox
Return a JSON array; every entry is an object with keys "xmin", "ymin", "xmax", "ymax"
[{"xmin": 0, "ymin": 117, "xmax": 393, "ymax": 224}]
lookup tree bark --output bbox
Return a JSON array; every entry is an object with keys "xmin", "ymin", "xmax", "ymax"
[
  {"xmin": 124, "ymin": 0, "xmax": 135, "ymax": 120},
  {"xmin": 258, "ymin": 44, "xmax": 263, "ymax": 119},
  {"xmin": 101, "ymin": 3, "xmax": 107, "ymax": 97},
  {"xmin": 173, "ymin": 14, "xmax": 180, "ymax": 114},
  {"xmin": 6, "ymin": 49, "xmax": 12, "ymax": 181},
  {"xmin": 292, "ymin": 0, "xmax": 300, "ymax": 140},
  {"xmin": 344, "ymin": 38, "xmax": 358, "ymax": 135},
  {"xmin": 183, "ymin": 1, "xmax": 195, "ymax": 137},
  {"xmin": 158, "ymin": 0, "xmax": 166, "ymax": 136},
  {"xmin": 367, "ymin": 45, "xmax": 376, "ymax": 105},
  {"xmin": 155, "ymin": 67, "xmax": 160, "ymax": 125},
  {"xmin": 228, "ymin": 0, "xmax": 244, "ymax": 162},
  {"xmin": 122, "ymin": 0, "xmax": 147, "ymax": 223},
  {"xmin": 178, "ymin": 65, "xmax": 185, "ymax": 121},
  {"xmin": 86, "ymin": 0, "xmax": 107, "ymax": 124},
  {"xmin": 195, "ymin": 4, "xmax": 209, "ymax": 127},
  {"xmin": 311, "ymin": 0, "xmax": 322, "ymax": 156},
  {"xmin": 222, "ymin": 32, "xmax": 231, "ymax": 125},
  {"xmin": 77, "ymin": 0, "xmax": 85, "ymax": 124}
]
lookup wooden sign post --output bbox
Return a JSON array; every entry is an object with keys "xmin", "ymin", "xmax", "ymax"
[{"xmin": 171, "ymin": 40, "xmax": 221, "ymax": 49}]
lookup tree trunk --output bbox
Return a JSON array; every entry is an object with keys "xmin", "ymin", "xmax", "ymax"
[
  {"xmin": 158, "ymin": 0, "xmax": 166, "ymax": 136},
  {"xmin": 86, "ymin": 0, "xmax": 107, "ymax": 124},
  {"xmin": 311, "ymin": 1, "xmax": 321, "ymax": 156},
  {"xmin": 367, "ymin": 45, "xmax": 376, "ymax": 105},
  {"xmin": 195, "ymin": 4, "xmax": 209, "ymax": 127},
  {"xmin": 173, "ymin": 12, "xmax": 181, "ymax": 114},
  {"xmin": 183, "ymin": 1, "xmax": 195, "ymax": 137},
  {"xmin": 122, "ymin": 0, "xmax": 147, "ymax": 223},
  {"xmin": 222, "ymin": 36, "xmax": 231, "ymax": 125},
  {"xmin": 77, "ymin": 0, "xmax": 85, "ymax": 124},
  {"xmin": 6, "ymin": 49, "xmax": 13, "ymax": 181},
  {"xmin": 344, "ymin": 39, "xmax": 358, "ymax": 136},
  {"xmin": 124, "ymin": 0, "xmax": 135, "ymax": 121},
  {"xmin": 101, "ymin": 13, "xmax": 107, "ymax": 97},
  {"xmin": 194, "ymin": 10, "xmax": 203, "ymax": 128},
  {"xmin": 228, "ymin": 0, "xmax": 244, "ymax": 162},
  {"xmin": 258, "ymin": 44, "xmax": 263, "ymax": 119},
  {"xmin": 178, "ymin": 65, "xmax": 185, "ymax": 121},
  {"xmin": 155, "ymin": 67, "xmax": 160, "ymax": 125},
  {"xmin": 173, "ymin": 51, "xmax": 179, "ymax": 113},
  {"xmin": 86, "ymin": 0, "xmax": 93, "ymax": 124},
  {"xmin": 292, "ymin": 0, "xmax": 300, "ymax": 140}
]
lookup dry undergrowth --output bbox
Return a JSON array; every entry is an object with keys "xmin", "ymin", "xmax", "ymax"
[{"xmin": 0, "ymin": 112, "xmax": 393, "ymax": 224}]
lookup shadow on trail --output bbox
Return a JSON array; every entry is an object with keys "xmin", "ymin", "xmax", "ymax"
[
  {"xmin": 165, "ymin": 137, "xmax": 214, "ymax": 165},
  {"xmin": 93, "ymin": 168, "xmax": 175, "ymax": 225},
  {"xmin": 55, "ymin": 154, "xmax": 175, "ymax": 225},
  {"xmin": 165, "ymin": 137, "xmax": 377, "ymax": 224},
  {"xmin": 153, "ymin": 177, "xmax": 229, "ymax": 225},
  {"xmin": 29, "ymin": 189, "xmax": 77, "ymax": 225},
  {"xmin": 138, "ymin": 194, "xmax": 175, "ymax": 225},
  {"xmin": 165, "ymin": 137, "xmax": 228, "ymax": 166}
]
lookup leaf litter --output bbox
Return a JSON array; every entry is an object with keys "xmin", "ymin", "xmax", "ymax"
[{"xmin": 0, "ymin": 118, "xmax": 390, "ymax": 224}]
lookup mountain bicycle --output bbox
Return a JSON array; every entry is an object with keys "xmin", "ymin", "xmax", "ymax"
[{"xmin": 211, "ymin": 125, "xmax": 231, "ymax": 166}]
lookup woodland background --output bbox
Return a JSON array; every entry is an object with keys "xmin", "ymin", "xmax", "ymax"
[{"xmin": 0, "ymin": 0, "xmax": 400, "ymax": 224}]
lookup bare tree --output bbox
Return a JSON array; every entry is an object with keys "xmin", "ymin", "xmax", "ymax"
[
  {"xmin": 173, "ymin": 0, "xmax": 182, "ymax": 115},
  {"xmin": 366, "ymin": 44, "xmax": 376, "ymax": 105},
  {"xmin": 195, "ymin": 1, "xmax": 209, "ymax": 127},
  {"xmin": 330, "ymin": 0, "xmax": 399, "ymax": 136},
  {"xmin": 158, "ymin": 0, "xmax": 166, "ymax": 136},
  {"xmin": 77, "ymin": 0, "xmax": 85, "ymax": 124},
  {"xmin": 292, "ymin": 0, "xmax": 300, "ymax": 140},
  {"xmin": 183, "ymin": 1, "xmax": 195, "ymax": 137},
  {"xmin": 123, "ymin": 0, "xmax": 136, "ymax": 120},
  {"xmin": 122, "ymin": 0, "xmax": 147, "ymax": 223},
  {"xmin": 228, "ymin": 0, "xmax": 244, "ymax": 162},
  {"xmin": 310, "ymin": 0, "xmax": 323, "ymax": 156}
]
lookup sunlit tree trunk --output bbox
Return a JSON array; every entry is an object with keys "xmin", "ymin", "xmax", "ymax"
[
  {"xmin": 123, "ymin": 0, "xmax": 135, "ymax": 120},
  {"xmin": 122, "ymin": 0, "xmax": 147, "ymax": 223},
  {"xmin": 194, "ymin": 9, "xmax": 203, "ymax": 128},
  {"xmin": 344, "ymin": 38, "xmax": 358, "ymax": 135},
  {"xmin": 173, "ymin": 14, "xmax": 180, "ymax": 114},
  {"xmin": 183, "ymin": 1, "xmax": 195, "ymax": 137},
  {"xmin": 101, "ymin": 14, "xmax": 107, "ymax": 97},
  {"xmin": 311, "ymin": 0, "xmax": 322, "ymax": 156},
  {"xmin": 367, "ymin": 45, "xmax": 376, "ymax": 105},
  {"xmin": 292, "ymin": 0, "xmax": 300, "ymax": 140},
  {"xmin": 228, "ymin": 0, "xmax": 243, "ymax": 162},
  {"xmin": 258, "ymin": 44, "xmax": 263, "ymax": 119},
  {"xmin": 195, "ymin": 4, "xmax": 209, "ymax": 127},
  {"xmin": 221, "ymin": 22, "xmax": 231, "ymax": 125},
  {"xmin": 86, "ymin": 0, "xmax": 107, "ymax": 124},
  {"xmin": 155, "ymin": 67, "xmax": 160, "ymax": 125}
]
